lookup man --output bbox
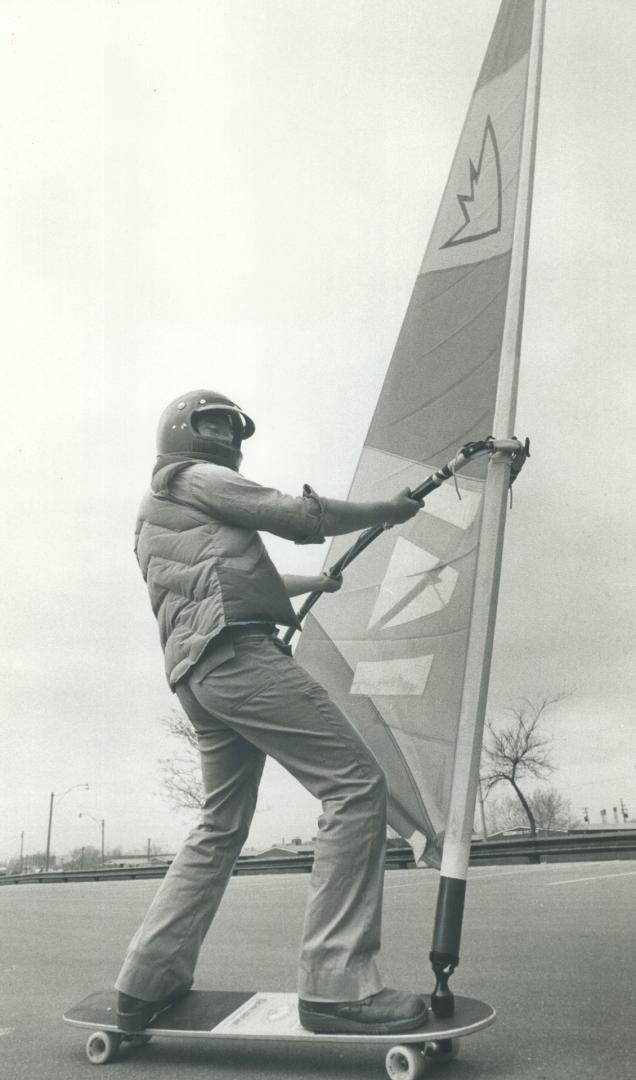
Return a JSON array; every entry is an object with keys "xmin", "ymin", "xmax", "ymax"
[{"xmin": 116, "ymin": 389, "xmax": 428, "ymax": 1036}]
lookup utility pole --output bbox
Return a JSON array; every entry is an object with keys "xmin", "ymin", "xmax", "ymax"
[
  {"xmin": 79, "ymin": 813, "xmax": 106, "ymax": 866},
  {"xmin": 45, "ymin": 792, "xmax": 55, "ymax": 871},
  {"xmin": 19, "ymin": 831, "xmax": 24, "ymax": 873},
  {"xmin": 45, "ymin": 783, "xmax": 89, "ymax": 870}
]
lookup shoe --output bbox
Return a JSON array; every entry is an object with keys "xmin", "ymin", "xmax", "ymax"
[
  {"xmin": 298, "ymin": 987, "xmax": 428, "ymax": 1035},
  {"xmin": 116, "ymin": 984, "xmax": 191, "ymax": 1033}
]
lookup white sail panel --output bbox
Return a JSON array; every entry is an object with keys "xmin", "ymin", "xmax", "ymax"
[
  {"xmin": 295, "ymin": 1, "xmax": 538, "ymax": 866},
  {"xmin": 350, "ymin": 654, "xmax": 434, "ymax": 697},
  {"xmin": 421, "ymin": 484, "xmax": 481, "ymax": 531}
]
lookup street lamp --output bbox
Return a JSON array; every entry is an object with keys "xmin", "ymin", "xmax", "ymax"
[
  {"xmin": 79, "ymin": 813, "xmax": 105, "ymax": 866},
  {"xmin": 45, "ymin": 784, "xmax": 89, "ymax": 870}
]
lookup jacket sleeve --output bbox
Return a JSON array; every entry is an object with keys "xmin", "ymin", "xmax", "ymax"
[{"xmin": 172, "ymin": 463, "xmax": 327, "ymax": 545}]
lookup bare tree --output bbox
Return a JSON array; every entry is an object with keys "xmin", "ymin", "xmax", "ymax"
[
  {"xmin": 65, "ymin": 845, "xmax": 102, "ymax": 870},
  {"xmin": 159, "ymin": 709, "xmax": 204, "ymax": 812},
  {"xmin": 158, "ymin": 709, "xmax": 274, "ymax": 822},
  {"xmin": 481, "ymin": 695, "xmax": 566, "ymax": 837},
  {"xmin": 486, "ymin": 786, "xmax": 576, "ymax": 834},
  {"xmin": 529, "ymin": 786, "xmax": 577, "ymax": 831}
]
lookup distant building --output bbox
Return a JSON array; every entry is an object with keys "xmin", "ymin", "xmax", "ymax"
[
  {"xmin": 569, "ymin": 822, "xmax": 635, "ymax": 832},
  {"xmin": 486, "ymin": 826, "xmax": 567, "ymax": 839},
  {"xmin": 249, "ymin": 844, "xmax": 314, "ymax": 860},
  {"xmin": 105, "ymin": 853, "xmax": 174, "ymax": 867}
]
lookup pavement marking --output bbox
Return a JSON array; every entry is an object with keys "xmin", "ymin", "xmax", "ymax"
[
  {"xmin": 385, "ymin": 880, "xmax": 429, "ymax": 891},
  {"xmin": 229, "ymin": 863, "xmax": 633, "ymax": 895},
  {"xmin": 468, "ymin": 867, "xmax": 549, "ymax": 881},
  {"xmin": 0, "ymin": 1029, "xmax": 13, "ymax": 1037},
  {"xmin": 233, "ymin": 865, "xmax": 582, "ymax": 895},
  {"xmin": 384, "ymin": 866, "xmax": 555, "ymax": 890},
  {"xmin": 547, "ymin": 869, "xmax": 636, "ymax": 886}
]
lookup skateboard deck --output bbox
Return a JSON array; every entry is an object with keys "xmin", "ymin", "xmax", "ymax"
[{"xmin": 64, "ymin": 989, "xmax": 495, "ymax": 1076}]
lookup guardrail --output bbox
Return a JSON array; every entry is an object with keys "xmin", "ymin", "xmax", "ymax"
[
  {"xmin": 470, "ymin": 830, "xmax": 636, "ymax": 864},
  {"xmin": 1, "ymin": 831, "xmax": 634, "ymax": 886}
]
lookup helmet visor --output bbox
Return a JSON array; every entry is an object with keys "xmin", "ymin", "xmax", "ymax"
[{"xmin": 191, "ymin": 403, "xmax": 255, "ymax": 442}]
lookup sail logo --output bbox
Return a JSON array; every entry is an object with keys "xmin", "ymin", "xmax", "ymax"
[
  {"xmin": 441, "ymin": 116, "xmax": 502, "ymax": 248},
  {"xmin": 367, "ymin": 537, "xmax": 459, "ymax": 631}
]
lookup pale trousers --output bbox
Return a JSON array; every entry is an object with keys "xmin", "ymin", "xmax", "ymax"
[{"xmin": 115, "ymin": 634, "xmax": 388, "ymax": 1003}]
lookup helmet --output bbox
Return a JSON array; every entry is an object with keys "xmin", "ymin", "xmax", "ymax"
[{"xmin": 156, "ymin": 390, "xmax": 255, "ymax": 470}]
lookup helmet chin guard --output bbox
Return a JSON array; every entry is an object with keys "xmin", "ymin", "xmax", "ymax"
[{"xmin": 156, "ymin": 390, "xmax": 255, "ymax": 470}]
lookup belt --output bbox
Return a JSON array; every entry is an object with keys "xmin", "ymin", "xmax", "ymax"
[
  {"xmin": 223, "ymin": 622, "xmax": 292, "ymax": 656},
  {"xmin": 224, "ymin": 622, "xmax": 278, "ymax": 639}
]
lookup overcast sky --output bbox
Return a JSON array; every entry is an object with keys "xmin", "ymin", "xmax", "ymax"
[{"xmin": 2, "ymin": 0, "xmax": 635, "ymax": 864}]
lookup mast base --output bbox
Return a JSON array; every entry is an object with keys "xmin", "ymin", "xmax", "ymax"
[{"xmin": 429, "ymin": 955, "xmax": 457, "ymax": 1018}]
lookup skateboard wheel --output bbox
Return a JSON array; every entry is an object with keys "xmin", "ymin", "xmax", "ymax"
[
  {"xmin": 424, "ymin": 1038, "xmax": 459, "ymax": 1063},
  {"xmin": 385, "ymin": 1044, "xmax": 426, "ymax": 1080},
  {"xmin": 85, "ymin": 1030, "xmax": 122, "ymax": 1064}
]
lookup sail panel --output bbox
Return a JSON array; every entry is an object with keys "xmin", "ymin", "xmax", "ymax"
[
  {"xmin": 295, "ymin": 2, "xmax": 537, "ymax": 865},
  {"xmin": 476, "ymin": 0, "xmax": 534, "ymax": 90},
  {"xmin": 367, "ymin": 254, "xmax": 511, "ymax": 472}
]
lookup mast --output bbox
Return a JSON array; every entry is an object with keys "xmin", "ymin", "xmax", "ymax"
[{"xmin": 430, "ymin": 0, "xmax": 546, "ymax": 1015}]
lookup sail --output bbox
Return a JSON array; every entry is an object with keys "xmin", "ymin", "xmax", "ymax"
[{"xmin": 295, "ymin": 1, "xmax": 540, "ymax": 865}]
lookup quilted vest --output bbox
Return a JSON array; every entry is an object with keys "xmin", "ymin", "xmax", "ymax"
[{"xmin": 135, "ymin": 461, "xmax": 300, "ymax": 688}]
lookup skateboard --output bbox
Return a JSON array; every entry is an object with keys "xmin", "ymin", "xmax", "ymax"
[{"xmin": 64, "ymin": 989, "xmax": 495, "ymax": 1078}]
